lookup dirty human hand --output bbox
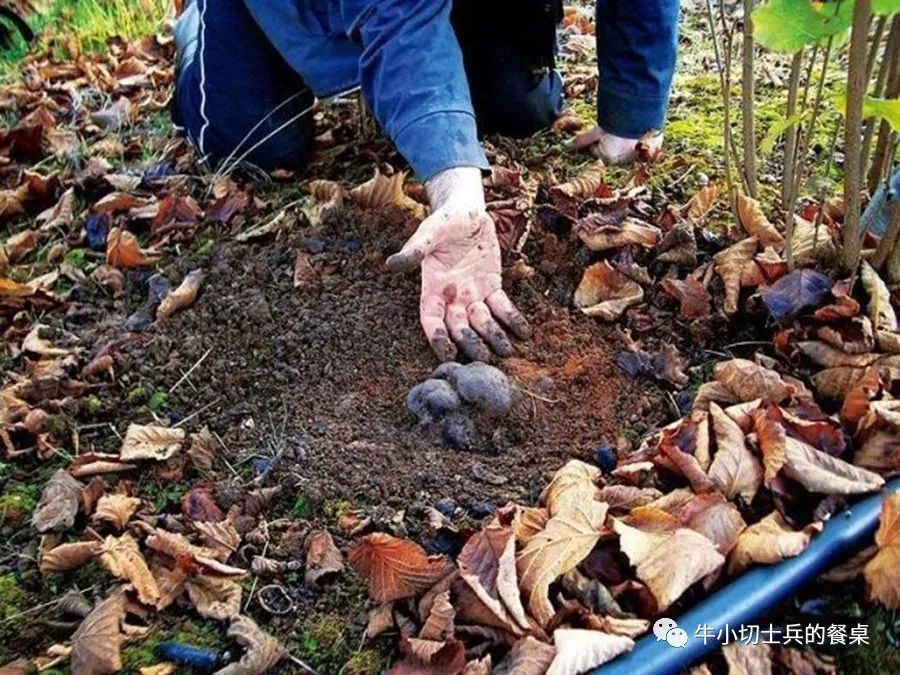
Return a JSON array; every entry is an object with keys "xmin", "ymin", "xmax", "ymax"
[{"xmin": 386, "ymin": 167, "xmax": 530, "ymax": 362}]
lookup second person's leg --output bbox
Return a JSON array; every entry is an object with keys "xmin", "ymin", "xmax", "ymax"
[{"xmin": 594, "ymin": 0, "xmax": 681, "ymax": 140}]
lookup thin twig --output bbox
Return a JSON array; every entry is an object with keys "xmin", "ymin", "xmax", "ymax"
[
  {"xmin": 169, "ymin": 347, "xmax": 212, "ymax": 393},
  {"xmin": 212, "ymin": 430, "xmax": 241, "ymax": 478},
  {"xmin": 782, "ymin": 51, "xmax": 804, "ymax": 205},
  {"xmin": 173, "ymin": 397, "xmax": 221, "ymax": 428}
]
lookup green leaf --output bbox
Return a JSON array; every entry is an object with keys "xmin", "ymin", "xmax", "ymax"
[
  {"xmin": 753, "ymin": 0, "xmax": 853, "ymax": 53},
  {"xmin": 834, "ymin": 92, "xmax": 900, "ymax": 131},
  {"xmin": 873, "ymin": 0, "xmax": 900, "ymax": 16},
  {"xmin": 147, "ymin": 390, "xmax": 169, "ymax": 411},
  {"xmin": 760, "ymin": 111, "xmax": 806, "ymax": 154}
]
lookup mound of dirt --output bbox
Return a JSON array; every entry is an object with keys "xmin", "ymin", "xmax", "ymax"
[{"xmin": 106, "ymin": 209, "xmax": 660, "ymax": 515}]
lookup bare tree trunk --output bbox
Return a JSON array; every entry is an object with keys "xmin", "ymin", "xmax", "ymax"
[
  {"xmin": 741, "ymin": 0, "xmax": 757, "ymax": 198},
  {"xmin": 842, "ymin": 0, "xmax": 872, "ymax": 273},
  {"xmin": 782, "ymin": 52, "xmax": 803, "ymax": 206},
  {"xmin": 867, "ymin": 16, "xmax": 900, "ymax": 192},
  {"xmin": 861, "ymin": 17, "xmax": 895, "ymax": 176},
  {"xmin": 785, "ymin": 41, "xmax": 832, "ymax": 270}
]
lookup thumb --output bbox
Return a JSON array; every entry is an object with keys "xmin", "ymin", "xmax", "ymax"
[{"xmin": 385, "ymin": 218, "xmax": 438, "ymax": 273}]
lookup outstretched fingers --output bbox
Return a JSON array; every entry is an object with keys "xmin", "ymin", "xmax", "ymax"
[
  {"xmin": 445, "ymin": 302, "xmax": 491, "ymax": 362},
  {"xmin": 467, "ymin": 301, "xmax": 514, "ymax": 357},
  {"xmin": 421, "ymin": 295, "xmax": 456, "ymax": 362},
  {"xmin": 485, "ymin": 290, "xmax": 532, "ymax": 341}
]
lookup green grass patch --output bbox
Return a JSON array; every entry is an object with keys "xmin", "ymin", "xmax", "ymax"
[{"xmin": 0, "ymin": 0, "xmax": 172, "ymax": 80}]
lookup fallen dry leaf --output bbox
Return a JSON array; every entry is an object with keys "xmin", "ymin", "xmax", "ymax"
[
  {"xmin": 860, "ymin": 261, "xmax": 897, "ymax": 331},
  {"xmin": 139, "ymin": 665, "xmax": 177, "ymax": 675},
  {"xmin": 388, "ymin": 638, "xmax": 468, "ymax": 675},
  {"xmin": 546, "ymin": 629, "xmax": 634, "ymax": 675},
  {"xmin": 119, "ymin": 423, "xmax": 185, "ymax": 461},
  {"xmin": 575, "ymin": 215, "xmax": 660, "ymax": 251},
  {"xmin": 22, "ymin": 323, "xmax": 71, "ymax": 357},
  {"xmin": 349, "ymin": 533, "xmax": 454, "ymax": 602},
  {"xmin": 655, "ymin": 221, "xmax": 698, "ymax": 266},
  {"xmin": 708, "ymin": 403, "xmax": 763, "ymax": 503},
  {"xmin": 187, "ymin": 427, "xmax": 216, "ymax": 470},
  {"xmin": 574, "ymin": 261, "xmax": 644, "ymax": 321},
  {"xmin": 677, "ymin": 492, "xmax": 747, "ymax": 556},
  {"xmin": 106, "ymin": 226, "xmax": 162, "ymax": 268},
  {"xmin": 783, "ymin": 437, "xmax": 884, "ymax": 495},
  {"xmin": 517, "ymin": 499, "xmax": 608, "ymax": 627},
  {"xmin": 99, "ymin": 533, "xmax": 160, "ymax": 605},
  {"xmin": 790, "ymin": 216, "xmax": 836, "ymax": 265},
  {"xmin": 660, "ymin": 277, "xmax": 711, "ymax": 319},
  {"xmin": 186, "ymin": 575, "xmax": 242, "ymax": 621},
  {"xmin": 614, "ymin": 520, "xmax": 724, "ymax": 611},
  {"xmin": 550, "ymin": 161, "xmax": 606, "ymax": 199},
  {"xmin": 723, "ymin": 642, "xmax": 772, "ymax": 675},
  {"xmin": 32, "ymin": 469, "xmax": 83, "ymax": 533},
  {"xmin": 194, "ymin": 519, "xmax": 240, "ymax": 561},
  {"xmin": 683, "ymin": 182, "xmax": 720, "ymax": 222},
  {"xmin": 71, "ymin": 592, "xmax": 125, "ymax": 675},
  {"xmin": 92, "ymin": 493, "xmax": 141, "ymax": 530},
  {"xmin": 736, "ymin": 194, "xmax": 783, "ymax": 247},
  {"xmin": 864, "ymin": 493, "xmax": 900, "ymax": 608},
  {"xmin": 366, "ymin": 603, "xmax": 395, "ymax": 639},
  {"xmin": 751, "ymin": 406, "xmax": 788, "ymax": 484},
  {"xmin": 4, "ymin": 228, "xmax": 39, "ymax": 262},
  {"xmin": 214, "ymin": 615, "xmax": 285, "ymax": 675},
  {"xmin": 714, "ymin": 237, "xmax": 758, "ymax": 314},
  {"xmin": 40, "ymin": 540, "xmax": 105, "ymax": 574},
  {"xmin": 349, "ymin": 169, "xmax": 426, "ymax": 219},
  {"xmin": 157, "ymin": 269, "xmax": 203, "ymax": 319},
  {"xmin": 540, "ymin": 459, "xmax": 601, "ymax": 517},
  {"xmin": 293, "ymin": 250, "xmax": 317, "ymax": 288},
  {"xmin": 494, "ymin": 636, "xmax": 556, "ymax": 675},
  {"xmin": 715, "ymin": 359, "xmax": 793, "ymax": 404},
  {"xmin": 728, "ymin": 512, "xmax": 821, "ymax": 575},
  {"xmin": 419, "ymin": 590, "xmax": 456, "ymax": 641},
  {"xmin": 457, "ymin": 526, "xmax": 529, "ymax": 634},
  {"xmin": 305, "ymin": 529, "xmax": 344, "ymax": 586}
]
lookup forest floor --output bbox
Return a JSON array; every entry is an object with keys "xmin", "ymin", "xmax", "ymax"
[{"xmin": 0, "ymin": 1, "xmax": 897, "ymax": 674}]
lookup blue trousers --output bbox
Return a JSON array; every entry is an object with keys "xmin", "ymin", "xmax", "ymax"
[
  {"xmin": 172, "ymin": 0, "xmax": 679, "ymax": 171},
  {"xmin": 596, "ymin": 0, "xmax": 681, "ymax": 138}
]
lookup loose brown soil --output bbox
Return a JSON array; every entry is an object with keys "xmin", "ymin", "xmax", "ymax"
[{"xmin": 91, "ymin": 208, "xmax": 659, "ymax": 516}]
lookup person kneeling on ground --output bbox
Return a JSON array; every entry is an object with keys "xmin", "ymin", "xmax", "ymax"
[{"xmin": 172, "ymin": 0, "xmax": 681, "ymax": 362}]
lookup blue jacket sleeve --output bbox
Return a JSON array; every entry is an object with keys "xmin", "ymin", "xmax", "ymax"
[{"xmin": 342, "ymin": 0, "xmax": 489, "ymax": 182}]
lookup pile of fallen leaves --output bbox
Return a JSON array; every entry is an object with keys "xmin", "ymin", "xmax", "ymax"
[
  {"xmin": 344, "ymin": 353, "xmax": 895, "ymax": 673},
  {"xmin": 332, "ymin": 161, "xmax": 900, "ymax": 673}
]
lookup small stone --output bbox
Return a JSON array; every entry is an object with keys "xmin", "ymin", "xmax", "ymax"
[
  {"xmin": 124, "ymin": 311, "xmax": 153, "ymax": 332},
  {"xmin": 147, "ymin": 273, "xmax": 171, "ymax": 303},
  {"xmin": 454, "ymin": 362, "xmax": 513, "ymax": 416},
  {"xmin": 594, "ymin": 442, "xmax": 617, "ymax": 473},
  {"xmin": 536, "ymin": 376, "xmax": 555, "ymax": 393},
  {"xmin": 468, "ymin": 502, "xmax": 496, "ymax": 519},
  {"xmin": 434, "ymin": 498, "xmax": 457, "ymax": 518},
  {"xmin": 441, "ymin": 412, "xmax": 474, "ymax": 450},
  {"xmin": 432, "ymin": 361, "xmax": 463, "ymax": 383},
  {"xmin": 407, "ymin": 379, "xmax": 460, "ymax": 423}
]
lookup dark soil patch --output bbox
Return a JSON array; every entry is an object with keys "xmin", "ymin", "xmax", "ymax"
[{"xmin": 111, "ymin": 209, "xmax": 659, "ymax": 515}]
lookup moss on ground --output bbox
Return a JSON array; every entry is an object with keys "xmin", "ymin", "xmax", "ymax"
[
  {"xmin": 0, "ymin": 482, "xmax": 39, "ymax": 527},
  {"xmin": 0, "ymin": 573, "xmax": 28, "ymax": 645}
]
